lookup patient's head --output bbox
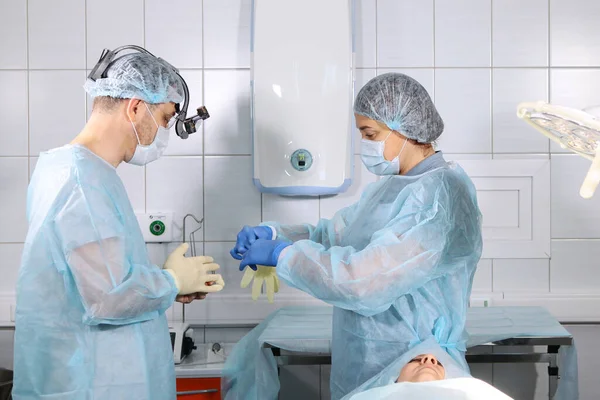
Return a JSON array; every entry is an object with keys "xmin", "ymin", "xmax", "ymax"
[{"xmin": 396, "ymin": 354, "xmax": 445, "ymax": 383}]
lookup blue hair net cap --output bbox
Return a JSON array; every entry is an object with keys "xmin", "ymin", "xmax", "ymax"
[
  {"xmin": 83, "ymin": 52, "xmax": 184, "ymax": 104},
  {"xmin": 354, "ymin": 72, "xmax": 444, "ymax": 143}
]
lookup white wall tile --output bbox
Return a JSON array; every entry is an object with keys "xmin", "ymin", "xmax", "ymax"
[
  {"xmin": 377, "ymin": 69, "xmax": 434, "ymax": 99},
  {"xmin": 86, "ymin": 0, "xmax": 144, "ymax": 68},
  {"xmin": 493, "ymin": 154, "xmax": 549, "ymax": 160},
  {"xmin": 550, "ymin": 0, "xmax": 600, "ymax": 66},
  {"xmin": 472, "ymin": 259, "xmax": 492, "ymax": 292},
  {"xmin": 116, "ymin": 163, "xmax": 145, "ymax": 213},
  {"xmin": 29, "ymin": 157, "xmax": 38, "ymax": 180},
  {"xmin": 166, "ymin": 241, "xmax": 203, "ymax": 259},
  {"xmin": 0, "ymin": 71, "xmax": 28, "ymax": 156},
  {"xmin": 551, "ymin": 241, "xmax": 600, "ymax": 293},
  {"xmin": 435, "ymin": 69, "xmax": 491, "ymax": 153},
  {"xmin": 445, "ymin": 154, "xmax": 492, "ymax": 161},
  {"xmin": 29, "ymin": 71, "xmax": 86, "ymax": 155},
  {"xmin": 0, "ymin": 158, "xmax": 28, "ymax": 242},
  {"xmin": 146, "ymin": 243, "xmax": 167, "ymax": 267},
  {"xmin": 145, "ymin": 0, "xmax": 203, "ymax": 68},
  {"xmin": 435, "ymin": 0, "xmax": 491, "ymax": 67},
  {"xmin": 551, "ymin": 155, "xmax": 600, "ymax": 238},
  {"xmin": 355, "ymin": 69, "xmax": 377, "ymax": 94},
  {"xmin": 0, "ymin": 244, "xmax": 23, "ymax": 293},
  {"xmin": 0, "ymin": 0, "xmax": 27, "ymax": 69},
  {"xmin": 146, "ymin": 157, "xmax": 204, "ymax": 242},
  {"xmin": 492, "ymin": 0, "xmax": 548, "ymax": 67},
  {"xmin": 85, "ymin": 69, "xmax": 93, "ymax": 121},
  {"xmin": 492, "ymin": 69, "xmax": 549, "ymax": 153},
  {"xmin": 204, "ymin": 70, "xmax": 251, "ymax": 155},
  {"xmin": 493, "ymin": 259, "xmax": 550, "ymax": 292},
  {"xmin": 28, "ymin": 0, "xmax": 85, "ymax": 69},
  {"xmin": 262, "ymin": 195, "xmax": 319, "ymax": 226},
  {"xmin": 354, "ymin": 0, "xmax": 376, "ymax": 68},
  {"xmin": 204, "ymin": 156, "xmax": 261, "ymax": 240},
  {"xmin": 163, "ymin": 70, "xmax": 204, "ymax": 156},
  {"xmin": 203, "ymin": 0, "xmax": 252, "ymax": 68},
  {"xmin": 550, "ymin": 69, "xmax": 600, "ymax": 109},
  {"xmin": 354, "ymin": 69, "xmax": 377, "ymax": 154},
  {"xmin": 377, "ymin": 0, "xmax": 434, "ymax": 67},
  {"xmin": 320, "ymin": 155, "xmax": 377, "ymax": 219},
  {"xmin": 478, "ymin": 191, "xmax": 519, "ymax": 228}
]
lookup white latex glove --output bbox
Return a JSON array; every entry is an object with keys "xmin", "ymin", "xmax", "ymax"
[
  {"xmin": 240, "ymin": 265, "xmax": 280, "ymax": 303},
  {"xmin": 164, "ymin": 243, "xmax": 225, "ymax": 295}
]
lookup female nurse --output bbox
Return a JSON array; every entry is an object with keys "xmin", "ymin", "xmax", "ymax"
[{"xmin": 231, "ymin": 72, "xmax": 483, "ymax": 400}]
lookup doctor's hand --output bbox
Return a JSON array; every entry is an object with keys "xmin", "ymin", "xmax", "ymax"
[
  {"xmin": 164, "ymin": 243, "xmax": 225, "ymax": 295},
  {"xmin": 239, "ymin": 239, "xmax": 292, "ymax": 271},
  {"xmin": 176, "ymin": 293, "xmax": 207, "ymax": 304},
  {"xmin": 230, "ymin": 226, "xmax": 274, "ymax": 260}
]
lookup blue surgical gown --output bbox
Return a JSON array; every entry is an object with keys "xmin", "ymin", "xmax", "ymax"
[
  {"xmin": 269, "ymin": 152, "xmax": 483, "ymax": 399},
  {"xmin": 13, "ymin": 145, "xmax": 179, "ymax": 399}
]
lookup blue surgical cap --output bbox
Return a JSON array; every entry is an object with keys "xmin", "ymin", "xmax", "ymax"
[
  {"xmin": 84, "ymin": 53, "xmax": 184, "ymax": 104},
  {"xmin": 354, "ymin": 72, "xmax": 444, "ymax": 143}
]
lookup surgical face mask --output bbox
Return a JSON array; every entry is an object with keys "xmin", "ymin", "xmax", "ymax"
[
  {"xmin": 127, "ymin": 102, "xmax": 171, "ymax": 166},
  {"xmin": 360, "ymin": 131, "xmax": 408, "ymax": 175}
]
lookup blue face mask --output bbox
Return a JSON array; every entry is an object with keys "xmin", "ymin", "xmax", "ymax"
[{"xmin": 360, "ymin": 131, "xmax": 408, "ymax": 175}]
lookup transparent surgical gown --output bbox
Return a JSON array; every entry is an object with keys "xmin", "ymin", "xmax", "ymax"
[
  {"xmin": 12, "ymin": 145, "xmax": 178, "ymax": 399},
  {"xmin": 269, "ymin": 152, "xmax": 483, "ymax": 399}
]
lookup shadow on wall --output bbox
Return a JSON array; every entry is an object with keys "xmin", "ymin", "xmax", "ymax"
[
  {"xmin": 469, "ymin": 349, "xmax": 540, "ymax": 400},
  {"xmin": 0, "ymin": 330, "xmax": 14, "ymax": 370}
]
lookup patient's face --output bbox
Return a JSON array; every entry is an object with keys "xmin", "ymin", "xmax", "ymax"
[{"xmin": 396, "ymin": 354, "xmax": 445, "ymax": 383}]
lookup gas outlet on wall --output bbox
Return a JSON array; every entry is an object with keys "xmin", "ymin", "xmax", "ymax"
[{"xmin": 136, "ymin": 213, "xmax": 174, "ymax": 242}]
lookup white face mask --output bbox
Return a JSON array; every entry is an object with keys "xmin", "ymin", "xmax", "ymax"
[
  {"xmin": 127, "ymin": 102, "xmax": 171, "ymax": 166},
  {"xmin": 360, "ymin": 131, "xmax": 408, "ymax": 175}
]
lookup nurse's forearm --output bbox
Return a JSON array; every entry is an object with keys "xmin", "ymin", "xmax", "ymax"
[
  {"xmin": 268, "ymin": 218, "xmax": 339, "ymax": 248},
  {"xmin": 276, "ymin": 240, "xmax": 440, "ymax": 317}
]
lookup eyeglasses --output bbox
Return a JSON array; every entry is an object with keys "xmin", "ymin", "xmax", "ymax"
[{"xmin": 166, "ymin": 115, "xmax": 178, "ymax": 129}]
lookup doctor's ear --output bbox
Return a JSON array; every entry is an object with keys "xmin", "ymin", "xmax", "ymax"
[{"xmin": 125, "ymin": 98, "xmax": 145, "ymax": 123}]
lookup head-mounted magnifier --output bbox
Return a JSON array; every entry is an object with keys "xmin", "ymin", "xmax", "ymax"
[{"xmin": 87, "ymin": 45, "xmax": 209, "ymax": 139}]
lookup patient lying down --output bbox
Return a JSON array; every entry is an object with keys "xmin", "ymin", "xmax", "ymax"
[
  {"xmin": 360, "ymin": 353, "xmax": 512, "ymax": 400},
  {"xmin": 343, "ymin": 341, "xmax": 514, "ymax": 400},
  {"xmin": 396, "ymin": 354, "xmax": 445, "ymax": 383}
]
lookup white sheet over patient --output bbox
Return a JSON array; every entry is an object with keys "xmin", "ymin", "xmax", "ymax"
[{"xmin": 348, "ymin": 377, "xmax": 514, "ymax": 400}]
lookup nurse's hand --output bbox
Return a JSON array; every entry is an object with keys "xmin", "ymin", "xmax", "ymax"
[
  {"xmin": 230, "ymin": 226, "xmax": 275, "ymax": 260},
  {"xmin": 239, "ymin": 239, "xmax": 292, "ymax": 271},
  {"xmin": 176, "ymin": 293, "xmax": 207, "ymax": 304}
]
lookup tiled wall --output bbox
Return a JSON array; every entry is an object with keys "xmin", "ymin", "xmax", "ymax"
[
  {"xmin": 2, "ymin": 0, "xmax": 600, "ymax": 397},
  {"xmin": 4, "ymin": 0, "xmax": 600, "ymax": 316}
]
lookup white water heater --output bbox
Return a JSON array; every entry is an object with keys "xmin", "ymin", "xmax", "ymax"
[{"xmin": 251, "ymin": 0, "xmax": 355, "ymax": 196}]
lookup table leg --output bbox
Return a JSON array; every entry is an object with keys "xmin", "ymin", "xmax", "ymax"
[{"xmin": 548, "ymin": 345, "xmax": 559, "ymax": 400}]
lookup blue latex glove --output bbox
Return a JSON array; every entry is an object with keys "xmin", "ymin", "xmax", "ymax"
[
  {"xmin": 230, "ymin": 226, "xmax": 274, "ymax": 260},
  {"xmin": 239, "ymin": 239, "xmax": 291, "ymax": 271}
]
